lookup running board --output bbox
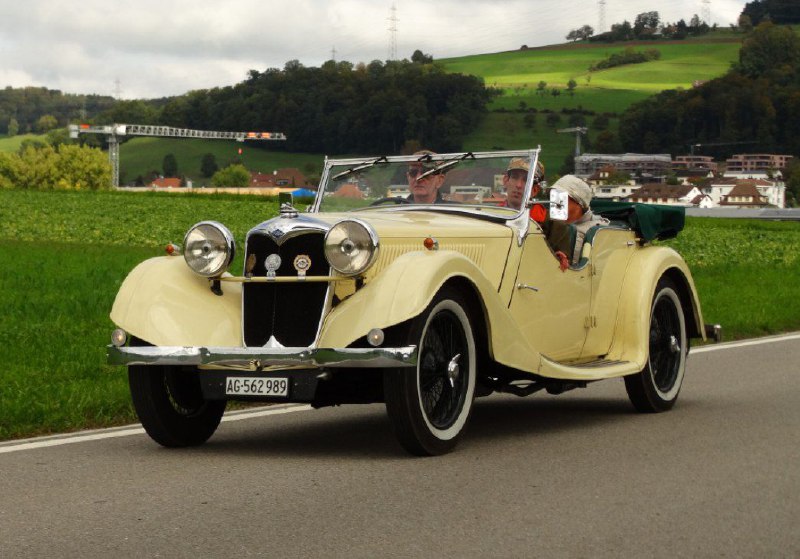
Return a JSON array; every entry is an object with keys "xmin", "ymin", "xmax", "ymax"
[{"xmin": 538, "ymin": 356, "xmax": 641, "ymax": 381}]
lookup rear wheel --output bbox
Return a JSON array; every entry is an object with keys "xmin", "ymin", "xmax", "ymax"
[
  {"xmin": 384, "ymin": 288, "xmax": 477, "ymax": 456},
  {"xmin": 624, "ymin": 278, "xmax": 687, "ymax": 412},
  {"xmin": 129, "ymin": 364, "xmax": 226, "ymax": 447}
]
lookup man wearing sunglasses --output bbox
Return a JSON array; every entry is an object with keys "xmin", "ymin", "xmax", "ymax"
[{"xmin": 407, "ymin": 150, "xmax": 447, "ymax": 204}]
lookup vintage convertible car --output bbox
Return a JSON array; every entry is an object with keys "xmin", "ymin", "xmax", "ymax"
[{"xmin": 108, "ymin": 149, "xmax": 716, "ymax": 455}]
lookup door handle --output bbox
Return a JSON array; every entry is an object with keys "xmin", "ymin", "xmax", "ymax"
[{"xmin": 516, "ymin": 283, "xmax": 539, "ymax": 292}]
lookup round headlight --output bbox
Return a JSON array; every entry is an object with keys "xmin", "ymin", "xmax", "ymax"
[
  {"xmin": 324, "ymin": 219, "xmax": 379, "ymax": 276},
  {"xmin": 183, "ymin": 221, "xmax": 236, "ymax": 277}
]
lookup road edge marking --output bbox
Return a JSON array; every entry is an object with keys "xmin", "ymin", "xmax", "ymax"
[
  {"xmin": 691, "ymin": 332, "xmax": 800, "ymax": 354},
  {"xmin": 0, "ymin": 404, "xmax": 311, "ymax": 454}
]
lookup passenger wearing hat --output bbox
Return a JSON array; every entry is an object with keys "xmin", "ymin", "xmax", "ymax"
[
  {"xmin": 546, "ymin": 174, "xmax": 608, "ymax": 271},
  {"xmin": 406, "ymin": 149, "xmax": 447, "ymax": 204},
  {"xmin": 501, "ymin": 157, "xmax": 545, "ymax": 209}
]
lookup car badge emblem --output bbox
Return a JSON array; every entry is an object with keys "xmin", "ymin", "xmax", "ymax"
[
  {"xmin": 245, "ymin": 254, "xmax": 257, "ymax": 278},
  {"xmin": 264, "ymin": 253, "xmax": 282, "ymax": 278},
  {"xmin": 267, "ymin": 225, "xmax": 285, "ymax": 241},
  {"xmin": 293, "ymin": 254, "xmax": 311, "ymax": 278}
]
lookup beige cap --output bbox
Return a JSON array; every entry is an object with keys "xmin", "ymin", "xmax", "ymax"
[
  {"xmin": 507, "ymin": 158, "xmax": 545, "ymax": 182},
  {"xmin": 551, "ymin": 174, "xmax": 591, "ymax": 209}
]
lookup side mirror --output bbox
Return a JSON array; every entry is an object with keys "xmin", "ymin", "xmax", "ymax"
[{"xmin": 549, "ymin": 189, "xmax": 569, "ymax": 221}]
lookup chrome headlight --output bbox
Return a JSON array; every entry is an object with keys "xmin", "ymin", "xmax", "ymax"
[
  {"xmin": 183, "ymin": 221, "xmax": 236, "ymax": 277},
  {"xmin": 324, "ymin": 219, "xmax": 379, "ymax": 276}
]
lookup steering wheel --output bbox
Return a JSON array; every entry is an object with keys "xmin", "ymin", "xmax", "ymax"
[{"xmin": 369, "ymin": 196, "xmax": 412, "ymax": 206}]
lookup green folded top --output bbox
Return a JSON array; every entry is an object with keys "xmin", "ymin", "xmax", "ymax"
[{"xmin": 590, "ymin": 200, "xmax": 685, "ymax": 242}]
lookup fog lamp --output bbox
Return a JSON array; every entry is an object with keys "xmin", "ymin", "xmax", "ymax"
[
  {"xmin": 111, "ymin": 328, "xmax": 128, "ymax": 347},
  {"xmin": 367, "ymin": 328, "xmax": 385, "ymax": 347}
]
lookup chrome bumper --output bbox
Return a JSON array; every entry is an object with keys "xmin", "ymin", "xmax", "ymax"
[{"xmin": 107, "ymin": 344, "xmax": 418, "ymax": 369}]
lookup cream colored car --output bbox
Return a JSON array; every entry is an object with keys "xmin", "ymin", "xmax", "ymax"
[{"xmin": 108, "ymin": 149, "xmax": 714, "ymax": 455}]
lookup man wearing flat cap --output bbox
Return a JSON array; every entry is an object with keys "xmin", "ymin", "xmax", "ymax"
[
  {"xmin": 546, "ymin": 174, "xmax": 608, "ymax": 271},
  {"xmin": 501, "ymin": 157, "xmax": 545, "ymax": 209}
]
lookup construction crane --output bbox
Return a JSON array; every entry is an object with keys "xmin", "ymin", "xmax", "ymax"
[
  {"xmin": 68, "ymin": 123, "xmax": 287, "ymax": 188},
  {"xmin": 557, "ymin": 126, "xmax": 588, "ymax": 157}
]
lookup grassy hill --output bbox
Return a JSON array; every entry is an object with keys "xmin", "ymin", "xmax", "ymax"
[{"xmin": 440, "ymin": 33, "xmax": 742, "ymax": 172}]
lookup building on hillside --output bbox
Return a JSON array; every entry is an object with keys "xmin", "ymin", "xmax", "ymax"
[
  {"xmin": 149, "ymin": 177, "xmax": 182, "ymax": 188},
  {"xmin": 585, "ymin": 164, "xmax": 638, "ymax": 200},
  {"xmin": 702, "ymin": 178, "xmax": 785, "ymax": 208},
  {"xmin": 628, "ymin": 183, "xmax": 703, "ymax": 206},
  {"xmin": 331, "ymin": 183, "xmax": 364, "ymax": 199},
  {"xmin": 725, "ymin": 154, "xmax": 793, "ymax": 174},
  {"xmin": 673, "ymin": 155, "xmax": 718, "ymax": 173},
  {"xmin": 674, "ymin": 169, "xmax": 715, "ymax": 185},
  {"xmin": 250, "ymin": 168, "xmax": 311, "ymax": 189},
  {"xmin": 575, "ymin": 153, "xmax": 673, "ymax": 182},
  {"xmin": 718, "ymin": 182, "xmax": 769, "ymax": 208}
]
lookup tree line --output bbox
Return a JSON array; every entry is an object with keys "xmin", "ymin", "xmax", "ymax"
[
  {"xmin": 566, "ymin": 11, "xmax": 712, "ymax": 44},
  {"xmin": 0, "ymin": 87, "xmax": 117, "ymax": 135},
  {"xmin": 153, "ymin": 58, "xmax": 493, "ymax": 154}
]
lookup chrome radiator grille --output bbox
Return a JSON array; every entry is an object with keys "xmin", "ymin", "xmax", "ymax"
[{"xmin": 242, "ymin": 232, "xmax": 329, "ymax": 347}]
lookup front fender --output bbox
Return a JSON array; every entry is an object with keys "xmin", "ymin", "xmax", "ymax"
[
  {"xmin": 318, "ymin": 250, "xmax": 542, "ymax": 372},
  {"xmin": 606, "ymin": 246, "xmax": 704, "ymax": 366},
  {"xmin": 110, "ymin": 256, "xmax": 242, "ymax": 347}
]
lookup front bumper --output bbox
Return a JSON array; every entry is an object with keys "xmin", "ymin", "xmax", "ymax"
[{"xmin": 107, "ymin": 344, "xmax": 418, "ymax": 369}]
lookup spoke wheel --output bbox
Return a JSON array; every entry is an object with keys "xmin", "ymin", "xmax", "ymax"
[
  {"xmin": 625, "ymin": 278, "xmax": 687, "ymax": 413},
  {"xmin": 129, "ymin": 364, "xmax": 226, "ymax": 447},
  {"xmin": 384, "ymin": 288, "xmax": 476, "ymax": 456}
]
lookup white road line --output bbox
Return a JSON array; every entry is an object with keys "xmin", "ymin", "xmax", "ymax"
[
  {"xmin": 692, "ymin": 332, "xmax": 800, "ymax": 353},
  {"xmin": 2, "ymin": 332, "xmax": 798, "ymax": 454},
  {"xmin": 0, "ymin": 404, "xmax": 311, "ymax": 455}
]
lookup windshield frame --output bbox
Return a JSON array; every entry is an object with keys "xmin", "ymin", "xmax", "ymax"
[{"xmin": 310, "ymin": 148, "xmax": 542, "ymax": 220}]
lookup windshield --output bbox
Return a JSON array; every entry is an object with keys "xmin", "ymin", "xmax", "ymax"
[{"xmin": 312, "ymin": 149, "xmax": 542, "ymax": 217}]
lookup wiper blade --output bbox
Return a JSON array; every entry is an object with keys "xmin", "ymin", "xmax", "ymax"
[
  {"xmin": 331, "ymin": 156, "xmax": 388, "ymax": 180},
  {"xmin": 415, "ymin": 152, "xmax": 474, "ymax": 181}
]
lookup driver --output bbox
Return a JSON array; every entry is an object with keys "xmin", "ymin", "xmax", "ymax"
[
  {"xmin": 407, "ymin": 149, "xmax": 447, "ymax": 204},
  {"xmin": 500, "ymin": 157, "xmax": 545, "ymax": 209}
]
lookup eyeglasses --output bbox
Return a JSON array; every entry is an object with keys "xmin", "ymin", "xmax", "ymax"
[{"xmin": 407, "ymin": 167, "xmax": 440, "ymax": 178}]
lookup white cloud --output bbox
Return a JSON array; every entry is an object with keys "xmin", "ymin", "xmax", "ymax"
[{"xmin": 0, "ymin": 0, "xmax": 748, "ymax": 98}]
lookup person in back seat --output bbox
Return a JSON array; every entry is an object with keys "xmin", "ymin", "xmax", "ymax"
[{"xmin": 545, "ymin": 175, "xmax": 608, "ymax": 271}]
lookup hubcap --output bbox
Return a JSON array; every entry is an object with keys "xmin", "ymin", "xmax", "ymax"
[{"xmin": 447, "ymin": 353, "xmax": 461, "ymax": 388}]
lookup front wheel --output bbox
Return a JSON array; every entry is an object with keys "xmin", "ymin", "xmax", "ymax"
[
  {"xmin": 384, "ymin": 288, "xmax": 477, "ymax": 456},
  {"xmin": 624, "ymin": 278, "xmax": 687, "ymax": 413},
  {"xmin": 129, "ymin": 365, "xmax": 226, "ymax": 447}
]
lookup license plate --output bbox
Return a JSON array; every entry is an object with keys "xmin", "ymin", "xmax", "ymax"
[{"xmin": 225, "ymin": 376, "xmax": 289, "ymax": 397}]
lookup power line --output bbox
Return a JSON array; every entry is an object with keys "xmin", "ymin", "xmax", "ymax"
[
  {"xmin": 599, "ymin": 0, "xmax": 607, "ymax": 34},
  {"xmin": 387, "ymin": 2, "xmax": 398, "ymax": 60}
]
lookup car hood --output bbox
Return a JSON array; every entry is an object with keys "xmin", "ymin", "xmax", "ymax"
[{"xmin": 299, "ymin": 209, "xmax": 514, "ymax": 239}]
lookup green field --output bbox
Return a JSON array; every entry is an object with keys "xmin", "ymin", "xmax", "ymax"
[
  {"xmin": 441, "ymin": 39, "xmax": 742, "ymax": 112},
  {"xmin": 2, "ymin": 189, "xmax": 799, "ymax": 440}
]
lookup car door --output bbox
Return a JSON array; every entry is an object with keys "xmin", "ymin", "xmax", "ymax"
[
  {"xmin": 507, "ymin": 226, "xmax": 591, "ymax": 362},
  {"xmin": 580, "ymin": 227, "xmax": 636, "ymax": 359}
]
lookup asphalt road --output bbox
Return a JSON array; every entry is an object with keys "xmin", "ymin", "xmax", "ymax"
[{"xmin": 1, "ymin": 334, "xmax": 799, "ymax": 558}]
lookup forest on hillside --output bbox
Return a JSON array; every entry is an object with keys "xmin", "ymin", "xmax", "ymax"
[
  {"xmin": 619, "ymin": 22, "xmax": 800, "ymax": 157},
  {"xmin": 153, "ymin": 59, "xmax": 493, "ymax": 154}
]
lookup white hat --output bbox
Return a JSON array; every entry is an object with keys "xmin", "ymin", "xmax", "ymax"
[{"xmin": 552, "ymin": 174, "xmax": 591, "ymax": 209}]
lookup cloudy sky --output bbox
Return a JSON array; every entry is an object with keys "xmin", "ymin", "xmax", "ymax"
[{"xmin": 0, "ymin": 0, "xmax": 746, "ymax": 99}]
